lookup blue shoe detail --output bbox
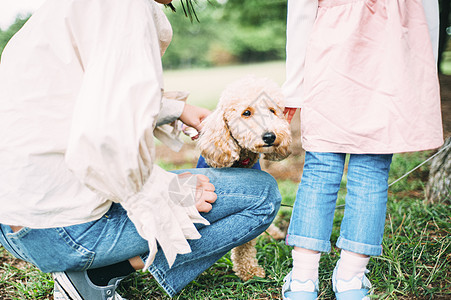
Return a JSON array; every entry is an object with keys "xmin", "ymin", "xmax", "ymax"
[
  {"xmin": 282, "ymin": 271, "xmax": 318, "ymax": 300},
  {"xmin": 335, "ymin": 289, "xmax": 370, "ymax": 300}
]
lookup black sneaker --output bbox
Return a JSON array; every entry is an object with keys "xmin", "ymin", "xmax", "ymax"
[{"xmin": 52, "ymin": 271, "xmax": 126, "ymax": 300}]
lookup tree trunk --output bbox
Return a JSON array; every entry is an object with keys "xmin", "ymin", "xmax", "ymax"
[{"xmin": 425, "ymin": 137, "xmax": 451, "ymax": 203}]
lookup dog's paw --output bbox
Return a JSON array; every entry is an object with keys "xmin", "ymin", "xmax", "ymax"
[
  {"xmin": 251, "ymin": 265, "xmax": 266, "ymax": 279},
  {"xmin": 235, "ymin": 265, "xmax": 266, "ymax": 281}
]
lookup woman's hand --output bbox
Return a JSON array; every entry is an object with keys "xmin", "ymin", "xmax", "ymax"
[
  {"xmin": 179, "ymin": 103, "xmax": 211, "ymax": 132},
  {"xmin": 284, "ymin": 107, "xmax": 299, "ymax": 124},
  {"xmin": 193, "ymin": 174, "xmax": 217, "ymax": 213},
  {"xmin": 177, "ymin": 173, "xmax": 217, "ymax": 213}
]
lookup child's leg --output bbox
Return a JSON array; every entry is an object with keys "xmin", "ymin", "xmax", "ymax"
[
  {"xmin": 337, "ymin": 153, "xmax": 392, "ymax": 255},
  {"xmin": 285, "ymin": 152, "xmax": 346, "ymax": 294},
  {"xmin": 287, "ymin": 152, "xmax": 346, "ymax": 252},
  {"xmin": 334, "ymin": 154, "xmax": 392, "ymax": 295}
]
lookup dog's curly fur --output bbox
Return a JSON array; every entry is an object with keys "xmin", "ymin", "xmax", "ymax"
[{"xmin": 197, "ymin": 76, "xmax": 292, "ymax": 281}]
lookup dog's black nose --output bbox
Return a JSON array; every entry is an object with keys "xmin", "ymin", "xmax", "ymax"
[{"xmin": 262, "ymin": 132, "xmax": 276, "ymax": 145}]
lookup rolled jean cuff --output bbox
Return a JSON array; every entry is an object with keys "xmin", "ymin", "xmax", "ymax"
[
  {"xmin": 336, "ymin": 236, "xmax": 382, "ymax": 256},
  {"xmin": 147, "ymin": 264, "xmax": 177, "ymax": 297},
  {"xmin": 285, "ymin": 234, "xmax": 331, "ymax": 253}
]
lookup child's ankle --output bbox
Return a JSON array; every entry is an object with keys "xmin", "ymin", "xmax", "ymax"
[
  {"xmin": 290, "ymin": 248, "xmax": 321, "ymax": 291},
  {"xmin": 336, "ymin": 250, "xmax": 369, "ymax": 282}
]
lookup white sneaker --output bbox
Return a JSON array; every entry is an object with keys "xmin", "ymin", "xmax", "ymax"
[
  {"xmin": 52, "ymin": 271, "xmax": 127, "ymax": 300},
  {"xmin": 53, "ymin": 281, "xmax": 70, "ymax": 300}
]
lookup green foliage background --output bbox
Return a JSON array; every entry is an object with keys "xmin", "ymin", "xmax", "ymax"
[
  {"xmin": 0, "ymin": 0, "xmax": 287, "ymax": 69},
  {"xmin": 0, "ymin": 17, "xmax": 28, "ymax": 56},
  {"xmin": 162, "ymin": 0, "xmax": 287, "ymax": 68}
]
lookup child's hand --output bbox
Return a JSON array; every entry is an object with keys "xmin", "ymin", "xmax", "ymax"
[{"xmin": 284, "ymin": 107, "xmax": 299, "ymax": 124}]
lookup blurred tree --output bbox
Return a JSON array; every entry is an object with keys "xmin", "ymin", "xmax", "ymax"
[
  {"xmin": 220, "ymin": 0, "xmax": 287, "ymax": 62},
  {"xmin": 222, "ymin": 0, "xmax": 286, "ymax": 27},
  {"xmin": 162, "ymin": 0, "xmax": 287, "ymax": 67},
  {"xmin": 426, "ymin": 137, "xmax": 451, "ymax": 204},
  {"xmin": 1, "ymin": 2, "xmax": 288, "ymax": 68},
  {"xmin": 162, "ymin": 2, "xmax": 221, "ymax": 68},
  {"xmin": 0, "ymin": 16, "xmax": 29, "ymax": 57}
]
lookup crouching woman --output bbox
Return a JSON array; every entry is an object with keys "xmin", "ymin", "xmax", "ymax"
[{"xmin": 0, "ymin": 0, "xmax": 281, "ymax": 298}]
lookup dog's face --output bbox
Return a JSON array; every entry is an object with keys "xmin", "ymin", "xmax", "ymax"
[
  {"xmin": 197, "ymin": 76, "xmax": 292, "ymax": 167},
  {"xmin": 223, "ymin": 91, "xmax": 291, "ymax": 159}
]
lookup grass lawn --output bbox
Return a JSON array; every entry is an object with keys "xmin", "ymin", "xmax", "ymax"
[
  {"xmin": 1, "ymin": 152, "xmax": 449, "ymax": 299},
  {"xmin": 1, "ymin": 62, "xmax": 450, "ymax": 299}
]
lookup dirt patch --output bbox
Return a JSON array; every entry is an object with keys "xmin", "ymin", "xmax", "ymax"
[
  {"xmin": 157, "ymin": 74, "xmax": 451, "ymax": 181},
  {"xmin": 0, "ymin": 250, "xmax": 28, "ymax": 270}
]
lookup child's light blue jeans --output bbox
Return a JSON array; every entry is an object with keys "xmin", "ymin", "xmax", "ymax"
[
  {"xmin": 0, "ymin": 168, "xmax": 281, "ymax": 297},
  {"xmin": 286, "ymin": 152, "xmax": 393, "ymax": 256}
]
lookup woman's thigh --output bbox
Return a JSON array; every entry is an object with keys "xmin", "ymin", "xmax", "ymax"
[{"xmin": 0, "ymin": 168, "xmax": 280, "ymax": 273}]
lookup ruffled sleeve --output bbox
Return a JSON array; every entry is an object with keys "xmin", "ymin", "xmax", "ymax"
[{"xmin": 64, "ymin": 0, "xmax": 207, "ymax": 267}]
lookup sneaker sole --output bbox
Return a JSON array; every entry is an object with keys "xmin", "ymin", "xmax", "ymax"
[
  {"xmin": 54, "ymin": 281, "xmax": 71, "ymax": 300},
  {"xmin": 53, "ymin": 272, "xmax": 84, "ymax": 300}
]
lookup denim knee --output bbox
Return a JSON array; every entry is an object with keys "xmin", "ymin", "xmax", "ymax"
[
  {"xmin": 246, "ymin": 170, "xmax": 282, "ymax": 227},
  {"xmin": 177, "ymin": 168, "xmax": 282, "ymax": 228}
]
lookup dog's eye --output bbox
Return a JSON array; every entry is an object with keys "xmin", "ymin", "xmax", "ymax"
[
  {"xmin": 269, "ymin": 108, "xmax": 276, "ymax": 114},
  {"xmin": 242, "ymin": 110, "xmax": 252, "ymax": 117}
]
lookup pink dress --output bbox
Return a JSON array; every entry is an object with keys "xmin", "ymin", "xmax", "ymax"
[{"xmin": 300, "ymin": 0, "xmax": 443, "ymax": 154}]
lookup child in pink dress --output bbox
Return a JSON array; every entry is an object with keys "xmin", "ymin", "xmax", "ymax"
[{"xmin": 282, "ymin": 0, "xmax": 443, "ymax": 299}]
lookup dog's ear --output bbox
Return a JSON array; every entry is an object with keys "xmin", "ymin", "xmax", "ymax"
[
  {"xmin": 262, "ymin": 130, "xmax": 292, "ymax": 161},
  {"xmin": 197, "ymin": 109, "xmax": 240, "ymax": 168}
]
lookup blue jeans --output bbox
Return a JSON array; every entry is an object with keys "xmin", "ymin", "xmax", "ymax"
[
  {"xmin": 286, "ymin": 152, "xmax": 392, "ymax": 256},
  {"xmin": 0, "ymin": 168, "xmax": 281, "ymax": 297}
]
